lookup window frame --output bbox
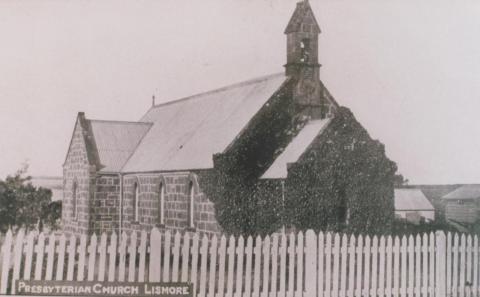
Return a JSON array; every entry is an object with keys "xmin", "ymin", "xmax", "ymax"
[
  {"xmin": 158, "ymin": 182, "xmax": 165, "ymax": 225},
  {"xmin": 187, "ymin": 181, "xmax": 195, "ymax": 228},
  {"xmin": 133, "ymin": 181, "xmax": 140, "ymax": 222},
  {"xmin": 72, "ymin": 179, "xmax": 78, "ymax": 221}
]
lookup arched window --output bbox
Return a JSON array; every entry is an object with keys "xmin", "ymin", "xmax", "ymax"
[
  {"xmin": 72, "ymin": 180, "xmax": 78, "ymax": 220},
  {"xmin": 158, "ymin": 182, "xmax": 165, "ymax": 225},
  {"xmin": 300, "ymin": 38, "xmax": 310, "ymax": 63},
  {"xmin": 187, "ymin": 181, "xmax": 194, "ymax": 228},
  {"xmin": 133, "ymin": 182, "xmax": 140, "ymax": 222}
]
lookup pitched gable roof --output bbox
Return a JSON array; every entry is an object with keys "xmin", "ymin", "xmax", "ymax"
[
  {"xmin": 284, "ymin": 0, "xmax": 321, "ymax": 34},
  {"xmin": 442, "ymin": 184, "xmax": 480, "ymax": 200},
  {"xmin": 394, "ymin": 188, "xmax": 434, "ymax": 211},
  {"xmin": 88, "ymin": 120, "xmax": 152, "ymax": 172},
  {"xmin": 121, "ymin": 73, "xmax": 288, "ymax": 173},
  {"xmin": 261, "ymin": 118, "xmax": 331, "ymax": 179}
]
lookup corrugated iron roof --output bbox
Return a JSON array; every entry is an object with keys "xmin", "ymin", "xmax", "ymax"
[
  {"xmin": 260, "ymin": 118, "xmax": 331, "ymax": 179},
  {"xmin": 89, "ymin": 120, "xmax": 152, "ymax": 172},
  {"xmin": 121, "ymin": 73, "xmax": 288, "ymax": 173},
  {"xmin": 442, "ymin": 184, "xmax": 480, "ymax": 200},
  {"xmin": 394, "ymin": 188, "xmax": 434, "ymax": 211}
]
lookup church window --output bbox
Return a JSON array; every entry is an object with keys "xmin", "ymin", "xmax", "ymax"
[
  {"xmin": 158, "ymin": 182, "xmax": 165, "ymax": 225},
  {"xmin": 133, "ymin": 182, "xmax": 140, "ymax": 222},
  {"xmin": 72, "ymin": 180, "xmax": 78, "ymax": 220},
  {"xmin": 187, "ymin": 181, "xmax": 195, "ymax": 228}
]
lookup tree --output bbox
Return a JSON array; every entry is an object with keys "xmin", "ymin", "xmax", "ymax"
[{"xmin": 0, "ymin": 165, "xmax": 61, "ymax": 232}]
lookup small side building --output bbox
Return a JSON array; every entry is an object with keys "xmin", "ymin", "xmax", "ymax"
[
  {"xmin": 443, "ymin": 184, "xmax": 480, "ymax": 224},
  {"xmin": 394, "ymin": 188, "xmax": 435, "ymax": 224}
]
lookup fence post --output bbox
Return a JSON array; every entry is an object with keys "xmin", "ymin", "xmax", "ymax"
[
  {"xmin": 305, "ymin": 230, "xmax": 317, "ymax": 297},
  {"xmin": 436, "ymin": 231, "xmax": 447, "ymax": 297}
]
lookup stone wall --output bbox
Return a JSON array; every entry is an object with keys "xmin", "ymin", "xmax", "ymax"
[
  {"xmin": 62, "ymin": 117, "xmax": 96, "ymax": 235},
  {"xmin": 120, "ymin": 171, "xmax": 221, "ymax": 237},
  {"xmin": 92, "ymin": 175, "xmax": 120, "ymax": 234}
]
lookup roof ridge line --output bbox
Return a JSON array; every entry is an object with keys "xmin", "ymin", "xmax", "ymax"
[
  {"xmin": 88, "ymin": 119, "xmax": 153, "ymax": 125},
  {"xmin": 149, "ymin": 72, "xmax": 284, "ymax": 110}
]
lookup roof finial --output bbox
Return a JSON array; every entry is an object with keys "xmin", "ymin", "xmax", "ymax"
[{"xmin": 152, "ymin": 95, "xmax": 156, "ymax": 107}]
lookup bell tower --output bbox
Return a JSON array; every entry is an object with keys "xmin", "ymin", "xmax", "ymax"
[{"xmin": 284, "ymin": 0, "xmax": 321, "ymax": 80}]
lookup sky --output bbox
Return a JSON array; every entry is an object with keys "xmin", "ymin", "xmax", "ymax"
[{"xmin": 0, "ymin": 0, "xmax": 479, "ymax": 185}]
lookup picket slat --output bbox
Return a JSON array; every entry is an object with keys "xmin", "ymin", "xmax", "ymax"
[
  {"xmin": 235, "ymin": 235, "xmax": 245, "ymax": 297},
  {"xmin": 138, "ymin": 231, "xmax": 147, "ymax": 282},
  {"xmin": 467, "ymin": 235, "xmax": 473, "ymax": 297},
  {"xmin": 226, "ymin": 235, "xmax": 235, "ymax": 297},
  {"xmin": 371, "ymin": 236, "xmax": 378, "ymax": 297},
  {"xmin": 77, "ymin": 234, "xmax": 87, "ymax": 281},
  {"xmin": 407, "ymin": 236, "xmax": 415, "ymax": 297},
  {"xmin": 386, "ymin": 236, "xmax": 393, "ymax": 297},
  {"xmin": 217, "ymin": 235, "xmax": 227, "ymax": 297},
  {"xmin": 296, "ymin": 232, "xmax": 304, "ymax": 297},
  {"xmin": 287, "ymin": 233, "xmax": 295, "ymax": 297},
  {"xmin": 171, "ymin": 232, "xmax": 181, "ymax": 282},
  {"xmin": 356, "ymin": 235, "xmax": 364, "ymax": 297},
  {"xmin": 163, "ymin": 231, "xmax": 172, "ymax": 282},
  {"xmin": 181, "ymin": 233, "xmax": 191, "ymax": 283},
  {"xmin": 304, "ymin": 230, "xmax": 316, "ymax": 297},
  {"xmin": 244, "ymin": 236, "xmax": 253, "ymax": 297},
  {"xmin": 379, "ymin": 236, "xmax": 386, "ymax": 297},
  {"xmin": 56, "ymin": 234, "xmax": 67, "ymax": 281},
  {"xmin": 199, "ymin": 235, "xmax": 209, "ymax": 297},
  {"xmin": 263, "ymin": 235, "xmax": 271, "ymax": 297},
  {"xmin": 270, "ymin": 234, "xmax": 279, "ymax": 297},
  {"xmin": 97, "ymin": 233, "xmax": 107, "ymax": 281},
  {"xmin": 460, "ymin": 234, "xmax": 467, "ymax": 297},
  {"xmin": 326, "ymin": 233, "xmax": 332, "ymax": 297},
  {"xmin": 281, "ymin": 234, "xmax": 289, "ymax": 297},
  {"xmin": 393, "ymin": 236, "xmax": 400, "ymax": 297},
  {"xmin": 191, "ymin": 234, "xmax": 200, "ymax": 295},
  {"xmin": 118, "ymin": 232, "xmax": 128, "ymax": 282},
  {"xmin": 347, "ymin": 235, "xmax": 355, "ymax": 297},
  {"xmin": 208, "ymin": 235, "xmax": 219, "ymax": 297},
  {"xmin": 66, "ymin": 235, "xmax": 76, "ymax": 281},
  {"xmin": 400, "ymin": 236, "xmax": 407, "ymax": 297},
  {"xmin": 11, "ymin": 229, "xmax": 25, "ymax": 294},
  {"xmin": 428, "ymin": 233, "xmax": 435, "ymax": 297},
  {"xmin": 473, "ymin": 236, "xmax": 478, "ymax": 297},
  {"xmin": 34, "ymin": 233, "xmax": 46, "ymax": 281},
  {"xmin": 340, "ymin": 234, "xmax": 348, "ymax": 297},
  {"xmin": 448, "ymin": 233, "xmax": 453, "ymax": 297},
  {"xmin": 415, "ymin": 235, "xmax": 421, "ymax": 297},
  {"xmin": 0, "ymin": 229, "xmax": 13, "ymax": 294},
  {"xmin": 87, "ymin": 233, "xmax": 98, "ymax": 281},
  {"xmin": 45, "ymin": 233, "xmax": 56, "ymax": 281},
  {"xmin": 128, "ymin": 232, "xmax": 137, "ymax": 282},
  {"xmin": 320, "ymin": 232, "xmax": 326, "ymax": 297},
  {"xmin": 422, "ymin": 234, "xmax": 429, "ymax": 297},
  {"xmin": 108, "ymin": 232, "xmax": 118, "ymax": 282},
  {"xmin": 364, "ymin": 235, "xmax": 371, "ymax": 297},
  {"xmin": 333, "ymin": 233, "xmax": 341, "ymax": 297}
]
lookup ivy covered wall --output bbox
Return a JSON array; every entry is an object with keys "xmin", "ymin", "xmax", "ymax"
[
  {"xmin": 201, "ymin": 89, "xmax": 397, "ymax": 236},
  {"xmin": 285, "ymin": 107, "xmax": 397, "ymax": 234}
]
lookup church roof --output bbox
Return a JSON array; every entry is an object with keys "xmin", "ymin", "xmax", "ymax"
[
  {"xmin": 261, "ymin": 118, "xmax": 331, "ymax": 179},
  {"xmin": 284, "ymin": 0, "xmax": 321, "ymax": 34},
  {"xmin": 121, "ymin": 73, "xmax": 289, "ymax": 173},
  {"xmin": 394, "ymin": 188, "xmax": 434, "ymax": 211},
  {"xmin": 88, "ymin": 120, "xmax": 152, "ymax": 172}
]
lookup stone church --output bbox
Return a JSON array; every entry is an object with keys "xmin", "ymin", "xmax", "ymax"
[{"xmin": 62, "ymin": 1, "xmax": 391, "ymax": 236}]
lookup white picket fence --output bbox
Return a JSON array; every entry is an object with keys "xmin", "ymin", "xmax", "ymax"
[{"xmin": 0, "ymin": 228, "xmax": 479, "ymax": 297}]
